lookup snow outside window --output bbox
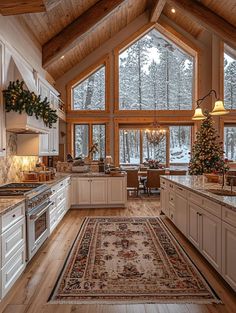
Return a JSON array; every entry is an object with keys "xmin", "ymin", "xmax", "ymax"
[
  {"xmin": 74, "ymin": 125, "xmax": 89, "ymax": 157},
  {"xmin": 224, "ymin": 126, "xmax": 236, "ymax": 161},
  {"xmin": 170, "ymin": 126, "xmax": 191, "ymax": 164},
  {"xmin": 92, "ymin": 124, "xmax": 106, "ymax": 160},
  {"xmin": 72, "ymin": 66, "xmax": 105, "ymax": 110},
  {"xmin": 119, "ymin": 130, "xmax": 140, "ymax": 164},
  {"xmin": 119, "ymin": 29, "xmax": 193, "ymax": 110},
  {"xmin": 224, "ymin": 52, "xmax": 236, "ymax": 109}
]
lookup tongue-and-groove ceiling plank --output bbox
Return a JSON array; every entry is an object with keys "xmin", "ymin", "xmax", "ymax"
[
  {"xmin": 42, "ymin": 0, "xmax": 127, "ymax": 68},
  {"xmin": 46, "ymin": 0, "xmax": 148, "ymax": 79},
  {"xmin": 167, "ymin": 0, "xmax": 236, "ymax": 50},
  {"xmin": 0, "ymin": 0, "xmax": 45, "ymax": 15}
]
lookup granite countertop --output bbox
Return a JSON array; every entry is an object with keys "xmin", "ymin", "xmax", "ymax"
[
  {"xmin": 68, "ymin": 171, "xmax": 126, "ymax": 177},
  {"xmin": 161, "ymin": 175, "xmax": 236, "ymax": 211},
  {"xmin": 0, "ymin": 198, "xmax": 25, "ymax": 216}
]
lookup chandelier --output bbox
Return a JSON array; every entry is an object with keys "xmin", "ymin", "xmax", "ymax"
[{"xmin": 145, "ymin": 122, "xmax": 166, "ymax": 145}]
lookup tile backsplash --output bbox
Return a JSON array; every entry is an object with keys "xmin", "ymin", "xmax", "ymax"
[{"xmin": 0, "ymin": 132, "xmax": 38, "ymax": 184}]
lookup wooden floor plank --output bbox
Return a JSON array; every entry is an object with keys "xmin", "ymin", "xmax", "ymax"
[{"xmin": 0, "ymin": 196, "xmax": 235, "ymax": 313}]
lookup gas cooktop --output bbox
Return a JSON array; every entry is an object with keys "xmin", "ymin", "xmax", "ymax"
[{"xmin": 0, "ymin": 183, "xmax": 46, "ymax": 196}]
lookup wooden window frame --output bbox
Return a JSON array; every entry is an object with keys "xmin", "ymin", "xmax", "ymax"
[
  {"xmin": 66, "ymin": 55, "xmax": 110, "ymax": 115},
  {"xmin": 114, "ymin": 116, "xmax": 194, "ymax": 166},
  {"xmin": 223, "ymin": 44, "xmax": 236, "ymax": 113},
  {"xmin": 114, "ymin": 22, "xmax": 199, "ymax": 116},
  {"xmin": 67, "ymin": 117, "xmax": 110, "ymax": 159}
]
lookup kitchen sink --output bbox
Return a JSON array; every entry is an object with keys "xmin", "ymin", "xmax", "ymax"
[{"xmin": 206, "ymin": 189, "xmax": 236, "ymax": 196}]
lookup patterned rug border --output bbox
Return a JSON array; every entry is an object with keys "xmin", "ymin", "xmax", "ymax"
[{"xmin": 48, "ymin": 216, "xmax": 222, "ymax": 305}]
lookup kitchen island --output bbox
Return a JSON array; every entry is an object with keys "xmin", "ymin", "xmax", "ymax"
[{"xmin": 160, "ymin": 175, "xmax": 236, "ymax": 292}]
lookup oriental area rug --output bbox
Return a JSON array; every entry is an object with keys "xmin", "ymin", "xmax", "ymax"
[{"xmin": 49, "ymin": 217, "xmax": 221, "ymax": 304}]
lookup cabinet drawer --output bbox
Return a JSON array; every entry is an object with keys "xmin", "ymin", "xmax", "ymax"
[
  {"xmin": 1, "ymin": 218, "xmax": 25, "ymax": 267},
  {"xmin": 169, "ymin": 204, "xmax": 175, "ymax": 223},
  {"xmin": 2, "ymin": 203, "xmax": 25, "ymax": 233},
  {"xmin": 175, "ymin": 185, "xmax": 187, "ymax": 198},
  {"xmin": 222, "ymin": 207, "xmax": 236, "ymax": 228},
  {"xmin": 1, "ymin": 245, "xmax": 25, "ymax": 298},
  {"xmin": 160, "ymin": 179, "xmax": 167, "ymax": 187},
  {"xmin": 203, "ymin": 198, "xmax": 221, "ymax": 218},
  {"xmin": 57, "ymin": 199, "xmax": 66, "ymax": 220},
  {"xmin": 168, "ymin": 191, "xmax": 175, "ymax": 206},
  {"xmin": 168, "ymin": 182, "xmax": 175, "ymax": 190},
  {"xmin": 188, "ymin": 191, "xmax": 203, "ymax": 206},
  {"xmin": 57, "ymin": 189, "xmax": 65, "ymax": 206}
]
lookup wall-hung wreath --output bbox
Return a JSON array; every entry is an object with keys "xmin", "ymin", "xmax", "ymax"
[{"xmin": 3, "ymin": 80, "xmax": 58, "ymax": 128}]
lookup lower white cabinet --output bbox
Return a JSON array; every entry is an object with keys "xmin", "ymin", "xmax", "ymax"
[
  {"xmin": 222, "ymin": 221, "xmax": 236, "ymax": 290},
  {"xmin": 160, "ymin": 176, "xmax": 236, "ymax": 291},
  {"xmin": 175, "ymin": 193, "xmax": 188, "ymax": 236},
  {"xmin": 0, "ymin": 202, "xmax": 26, "ymax": 299},
  {"xmin": 71, "ymin": 176, "xmax": 127, "ymax": 208},
  {"xmin": 49, "ymin": 177, "xmax": 71, "ymax": 234}
]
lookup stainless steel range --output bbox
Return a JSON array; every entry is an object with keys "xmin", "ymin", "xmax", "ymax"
[{"xmin": 0, "ymin": 183, "xmax": 51, "ymax": 261}]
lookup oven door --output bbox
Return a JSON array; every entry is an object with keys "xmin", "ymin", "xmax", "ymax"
[{"xmin": 27, "ymin": 200, "xmax": 51, "ymax": 261}]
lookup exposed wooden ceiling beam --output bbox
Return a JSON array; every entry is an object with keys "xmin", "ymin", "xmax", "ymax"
[
  {"xmin": 150, "ymin": 0, "xmax": 166, "ymax": 22},
  {"xmin": 42, "ymin": 0, "xmax": 126, "ymax": 68},
  {"xmin": 0, "ymin": 0, "xmax": 45, "ymax": 15},
  {"xmin": 167, "ymin": 0, "xmax": 236, "ymax": 50}
]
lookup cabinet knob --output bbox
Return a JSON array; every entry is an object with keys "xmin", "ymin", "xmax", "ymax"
[
  {"xmin": 12, "ymin": 214, "xmax": 16, "ymax": 218},
  {"xmin": 2, "ymin": 148, "xmax": 6, "ymax": 151}
]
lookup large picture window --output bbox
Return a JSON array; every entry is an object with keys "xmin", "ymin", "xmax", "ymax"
[
  {"xmin": 119, "ymin": 126, "xmax": 191, "ymax": 165},
  {"xmin": 119, "ymin": 29, "xmax": 194, "ymax": 110},
  {"xmin": 72, "ymin": 66, "xmax": 105, "ymax": 110},
  {"xmin": 224, "ymin": 51, "xmax": 236, "ymax": 110},
  {"xmin": 74, "ymin": 124, "xmax": 106, "ymax": 160},
  {"xmin": 224, "ymin": 125, "xmax": 236, "ymax": 161}
]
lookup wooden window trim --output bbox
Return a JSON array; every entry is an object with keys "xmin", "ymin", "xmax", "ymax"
[
  {"xmin": 68, "ymin": 118, "xmax": 110, "ymax": 158},
  {"xmin": 114, "ymin": 116, "xmax": 194, "ymax": 166},
  {"xmin": 114, "ymin": 22, "xmax": 199, "ymax": 114},
  {"xmin": 66, "ymin": 55, "xmax": 110, "ymax": 114}
]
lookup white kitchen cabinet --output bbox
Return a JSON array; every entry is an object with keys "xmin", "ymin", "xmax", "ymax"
[
  {"xmin": 108, "ymin": 177, "xmax": 126, "ymax": 204},
  {"xmin": 77, "ymin": 178, "xmax": 91, "ymax": 205},
  {"xmin": 188, "ymin": 201, "xmax": 201, "ymax": 250},
  {"xmin": 201, "ymin": 209, "xmax": 221, "ymax": 272},
  {"xmin": 0, "ymin": 41, "xmax": 6, "ymax": 157},
  {"xmin": 0, "ymin": 202, "xmax": 26, "ymax": 299},
  {"xmin": 39, "ymin": 133, "xmax": 50, "ymax": 156},
  {"xmin": 71, "ymin": 175, "xmax": 127, "ymax": 208},
  {"xmin": 222, "ymin": 221, "xmax": 236, "ymax": 291},
  {"xmin": 49, "ymin": 177, "xmax": 71, "ymax": 234},
  {"xmin": 91, "ymin": 178, "xmax": 107, "ymax": 205},
  {"xmin": 175, "ymin": 193, "xmax": 188, "ymax": 236},
  {"xmin": 160, "ymin": 183, "xmax": 169, "ymax": 217}
]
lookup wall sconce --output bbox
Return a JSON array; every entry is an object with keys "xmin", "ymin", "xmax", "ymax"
[{"xmin": 192, "ymin": 89, "xmax": 229, "ymax": 120}]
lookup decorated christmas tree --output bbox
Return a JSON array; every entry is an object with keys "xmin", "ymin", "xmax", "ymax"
[{"xmin": 188, "ymin": 112, "xmax": 228, "ymax": 175}]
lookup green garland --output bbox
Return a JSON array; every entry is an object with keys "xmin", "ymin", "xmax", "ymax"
[{"xmin": 3, "ymin": 80, "xmax": 58, "ymax": 128}]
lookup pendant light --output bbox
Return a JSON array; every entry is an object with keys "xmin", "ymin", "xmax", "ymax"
[{"xmin": 192, "ymin": 90, "xmax": 229, "ymax": 121}]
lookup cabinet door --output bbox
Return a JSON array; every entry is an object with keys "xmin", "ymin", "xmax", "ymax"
[
  {"xmin": 91, "ymin": 178, "xmax": 107, "ymax": 205},
  {"xmin": 160, "ymin": 187, "xmax": 169, "ymax": 217},
  {"xmin": 78, "ymin": 179, "xmax": 91, "ymax": 205},
  {"xmin": 39, "ymin": 133, "xmax": 50, "ymax": 156},
  {"xmin": 49, "ymin": 120, "xmax": 59, "ymax": 155},
  {"xmin": 201, "ymin": 210, "xmax": 221, "ymax": 272},
  {"xmin": 188, "ymin": 201, "xmax": 201, "ymax": 250},
  {"xmin": 108, "ymin": 178, "xmax": 125, "ymax": 204},
  {"xmin": 175, "ymin": 193, "xmax": 188, "ymax": 236},
  {"xmin": 70, "ymin": 178, "xmax": 79, "ymax": 205},
  {"xmin": 222, "ymin": 221, "xmax": 236, "ymax": 291}
]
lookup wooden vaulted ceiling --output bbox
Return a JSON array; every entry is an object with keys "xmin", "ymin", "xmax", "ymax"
[{"xmin": 11, "ymin": 0, "xmax": 236, "ymax": 80}]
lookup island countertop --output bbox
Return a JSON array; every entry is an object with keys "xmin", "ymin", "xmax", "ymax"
[{"xmin": 161, "ymin": 175, "xmax": 236, "ymax": 211}]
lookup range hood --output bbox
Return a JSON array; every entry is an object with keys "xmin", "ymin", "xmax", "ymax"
[{"xmin": 6, "ymin": 56, "xmax": 49, "ymax": 134}]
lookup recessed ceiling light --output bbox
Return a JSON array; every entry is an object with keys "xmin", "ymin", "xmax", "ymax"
[
  {"xmin": 60, "ymin": 55, "xmax": 65, "ymax": 60},
  {"xmin": 171, "ymin": 8, "xmax": 176, "ymax": 14}
]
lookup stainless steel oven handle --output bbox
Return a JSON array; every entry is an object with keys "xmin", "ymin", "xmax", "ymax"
[{"xmin": 29, "ymin": 201, "xmax": 52, "ymax": 220}]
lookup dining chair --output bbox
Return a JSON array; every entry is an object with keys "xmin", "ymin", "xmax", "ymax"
[
  {"xmin": 126, "ymin": 169, "xmax": 140, "ymax": 196},
  {"xmin": 146, "ymin": 169, "xmax": 166, "ymax": 195}
]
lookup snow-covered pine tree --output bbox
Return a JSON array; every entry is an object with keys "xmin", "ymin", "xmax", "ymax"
[
  {"xmin": 224, "ymin": 58, "xmax": 236, "ymax": 110},
  {"xmin": 188, "ymin": 113, "xmax": 227, "ymax": 175}
]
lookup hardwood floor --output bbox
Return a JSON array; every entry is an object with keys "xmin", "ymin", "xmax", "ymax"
[{"xmin": 1, "ymin": 196, "xmax": 236, "ymax": 313}]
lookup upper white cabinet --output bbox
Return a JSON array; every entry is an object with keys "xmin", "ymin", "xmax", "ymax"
[{"xmin": 0, "ymin": 41, "xmax": 6, "ymax": 157}]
